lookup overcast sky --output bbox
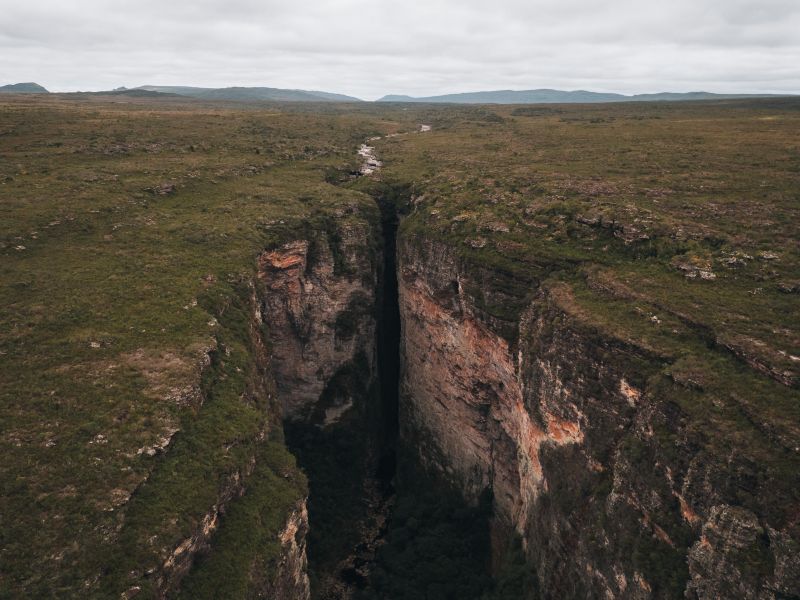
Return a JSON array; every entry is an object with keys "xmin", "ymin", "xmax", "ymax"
[{"xmin": 0, "ymin": 0, "xmax": 798, "ymax": 99}]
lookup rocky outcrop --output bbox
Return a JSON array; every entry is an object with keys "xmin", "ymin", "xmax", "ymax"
[
  {"xmin": 133, "ymin": 216, "xmax": 377, "ymax": 600},
  {"xmin": 686, "ymin": 505, "xmax": 800, "ymax": 599},
  {"xmin": 108, "ymin": 274, "xmax": 313, "ymax": 600},
  {"xmin": 157, "ymin": 472, "xmax": 246, "ymax": 594},
  {"xmin": 397, "ymin": 235, "xmax": 799, "ymax": 599},
  {"xmin": 259, "ymin": 218, "xmax": 378, "ymax": 423},
  {"xmin": 266, "ymin": 500, "xmax": 312, "ymax": 599}
]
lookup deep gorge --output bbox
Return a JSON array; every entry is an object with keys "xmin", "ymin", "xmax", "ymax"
[
  {"xmin": 279, "ymin": 184, "xmax": 499, "ymax": 599},
  {"xmin": 282, "ymin": 186, "xmax": 406, "ymax": 598},
  {"xmin": 261, "ymin": 177, "xmax": 798, "ymax": 599}
]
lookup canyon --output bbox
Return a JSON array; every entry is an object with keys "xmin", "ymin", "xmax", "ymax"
[
  {"xmin": 1, "ymin": 95, "xmax": 798, "ymax": 599},
  {"xmin": 254, "ymin": 123, "xmax": 800, "ymax": 598}
]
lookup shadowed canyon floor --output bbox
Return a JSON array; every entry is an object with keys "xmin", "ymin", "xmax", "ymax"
[{"xmin": 1, "ymin": 94, "xmax": 799, "ymax": 599}]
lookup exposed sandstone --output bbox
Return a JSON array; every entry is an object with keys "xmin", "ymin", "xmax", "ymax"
[
  {"xmin": 266, "ymin": 501, "xmax": 312, "ymax": 600},
  {"xmin": 396, "ymin": 234, "xmax": 799, "ymax": 599},
  {"xmin": 259, "ymin": 221, "xmax": 378, "ymax": 422},
  {"xmin": 258, "ymin": 204, "xmax": 384, "ymax": 597}
]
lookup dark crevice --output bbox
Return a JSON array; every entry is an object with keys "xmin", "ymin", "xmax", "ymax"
[
  {"xmin": 286, "ymin": 180, "xmax": 500, "ymax": 599},
  {"xmin": 374, "ymin": 193, "xmax": 401, "ymax": 485},
  {"xmin": 283, "ymin": 186, "xmax": 404, "ymax": 599},
  {"xmin": 356, "ymin": 187, "xmax": 498, "ymax": 600}
]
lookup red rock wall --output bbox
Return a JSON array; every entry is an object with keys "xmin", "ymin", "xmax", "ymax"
[
  {"xmin": 259, "ymin": 220, "xmax": 377, "ymax": 423},
  {"xmin": 397, "ymin": 235, "xmax": 800, "ymax": 599}
]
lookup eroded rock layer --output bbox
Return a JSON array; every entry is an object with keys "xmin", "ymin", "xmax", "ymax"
[
  {"xmin": 398, "ymin": 234, "xmax": 800, "ymax": 599},
  {"xmin": 259, "ymin": 205, "xmax": 388, "ymax": 598},
  {"xmin": 260, "ymin": 219, "xmax": 379, "ymax": 424}
]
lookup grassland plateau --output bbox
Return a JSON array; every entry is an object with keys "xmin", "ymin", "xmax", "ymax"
[{"xmin": 0, "ymin": 93, "xmax": 798, "ymax": 599}]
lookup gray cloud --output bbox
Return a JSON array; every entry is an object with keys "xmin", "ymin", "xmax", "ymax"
[{"xmin": 0, "ymin": 0, "xmax": 797, "ymax": 99}]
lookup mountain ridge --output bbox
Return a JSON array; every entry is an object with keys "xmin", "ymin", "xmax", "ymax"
[
  {"xmin": 137, "ymin": 85, "xmax": 362, "ymax": 102},
  {"xmin": 0, "ymin": 82, "xmax": 49, "ymax": 93},
  {"xmin": 377, "ymin": 88, "xmax": 793, "ymax": 104},
  {"xmin": 2, "ymin": 82, "xmax": 792, "ymax": 104}
]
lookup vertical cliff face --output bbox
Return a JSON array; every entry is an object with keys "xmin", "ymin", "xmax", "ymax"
[
  {"xmin": 257, "ymin": 204, "xmax": 385, "ymax": 597},
  {"xmin": 398, "ymin": 238, "xmax": 582, "ymax": 542},
  {"xmin": 259, "ymin": 218, "xmax": 378, "ymax": 424},
  {"xmin": 252, "ymin": 193, "xmax": 797, "ymax": 600},
  {"xmin": 397, "ymin": 235, "xmax": 799, "ymax": 599}
]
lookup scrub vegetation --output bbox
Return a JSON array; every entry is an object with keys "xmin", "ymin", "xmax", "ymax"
[
  {"xmin": 1, "ymin": 93, "xmax": 798, "ymax": 598},
  {"xmin": 0, "ymin": 94, "xmax": 396, "ymax": 596}
]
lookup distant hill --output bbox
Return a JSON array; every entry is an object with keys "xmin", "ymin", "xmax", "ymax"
[
  {"xmin": 135, "ymin": 86, "xmax": 217, "ymax": 97},
  {"xmin": 0, "ymin": 82, "xmax": 49, "ymax": 93},
  {"xmin": 5, "ymin": 82, "xmax": 784, "ymax": 104},
  {"xmin": 137, "ymin": 85, "xmax": 362, "ymax": 102},
  {"xmin": 80, "ymin": 89, "xmax": 182, "ymax": 98},
  {"xmin": 377, "ymin": 89, "xmax": 791, "ymax": 104}
]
